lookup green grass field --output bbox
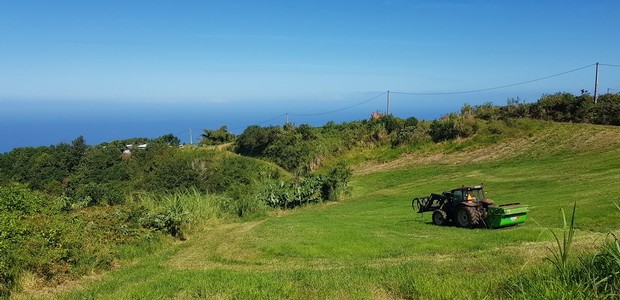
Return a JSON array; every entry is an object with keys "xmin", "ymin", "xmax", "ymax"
[{"xmin": 17, "ymin": 121, "xmax": 620, "ymax": 299}]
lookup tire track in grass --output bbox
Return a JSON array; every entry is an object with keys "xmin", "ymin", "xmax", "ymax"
[{"xmin": 165, "ymin": 212, "xmax": 615, "ymax": 273}]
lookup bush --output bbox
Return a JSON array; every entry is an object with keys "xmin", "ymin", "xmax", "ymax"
[
  {"xmin": 392, "ymin": 117, "xmax": 424, "ymax": 147},
  {"xmin": 138, "ymin": 197, "xmax": 191, "ymax": 239},
  {"xmin": 0, "ymin": 186, "xmax": 79, "ymax": 296},
  {"xmin": 235, "ymin": 126, "xmax": 282, "ymax": 157},
  {"xmin": 260, "ymin": 163, "xmax": 351, "ymax": 208},
  {"xmin": 218, "ymin": 194, "xmax": 267, "ymax": 218},
  {"xmin": 261, "ymin": 177, "xmax": 324, "ymax": 209},
  {"xmin": 68, "ymin": 183, "xmax": 125, "ymax": 207},
  {"xmin": 200, "ymin": 126, "xmax": 235, "ymax": 146},
  {"xmin": 592, "ymin": 93, "xmax": 620, "ymax": 125},
  {"xmin": 429, "ymin": 113, "xmax": 478, "ymax": 142},
  {"xmin": 474, "ymin": 102, "xmax": 502, "ymax": 120},
  {"xmin": 0, "ymin": 211, "xmax": 25, "ymax": 297},
  {"xmin": 321, "ymin": 162, "xmax": 352, "ymax": 201}
]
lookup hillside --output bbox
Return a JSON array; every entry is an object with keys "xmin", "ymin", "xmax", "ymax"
[
  {"xmin": 16, "ymin": 120, "xmax": 620, "ymax": 299},
  {"xmin": 353, "ymin": 120, "xmax": 620, "ymax": 173}
]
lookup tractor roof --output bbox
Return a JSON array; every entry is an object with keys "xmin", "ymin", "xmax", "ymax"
[{"xmin": 451, "ymin": 185, "xmax": 484, "ymax": 192}]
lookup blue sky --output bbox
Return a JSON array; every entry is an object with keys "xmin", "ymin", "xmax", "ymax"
[{"xmin": 1, "ymin": 1, "xmax": 619, "ymax": 150}]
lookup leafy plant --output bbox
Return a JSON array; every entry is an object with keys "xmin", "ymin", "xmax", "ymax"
[
  {"xmin": 138, "ymin": 197, "xmax": 192, "ymax": 240},
  {"xmin": 546, "ymin": 201, "xmax": 577, "ymax": 279},
  {"xmin": 200, "ymin": 126, "xmax": 235, "ymax": 146}
]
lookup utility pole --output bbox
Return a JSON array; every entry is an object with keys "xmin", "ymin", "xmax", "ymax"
[
  {"xmin": 594, "ymin": 62, "xmax": 599, "ymax": 104},
  {"xmin": 386, "ymin": 90, "xmax": 391, "ymax": 115},
  {"xmin": 189, "ymin": 128, "xmax": 193, "ymax": 146},
  {"xmin": 285, "ymin": 113, "xmax": 289, "ymax": 125}
]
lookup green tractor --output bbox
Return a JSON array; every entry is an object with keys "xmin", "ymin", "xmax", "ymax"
[{"xmin": 412, "ymin": 185, "xmax": 529, "ymax": 228}]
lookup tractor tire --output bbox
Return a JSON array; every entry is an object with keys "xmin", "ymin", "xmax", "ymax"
[
  {"xmin": 455, "ymin": 206, "xmax": 481, "ymax": 228},
  {"xmin": 432, "ymin": 210, "xmax": 448, "ymax": 226}
]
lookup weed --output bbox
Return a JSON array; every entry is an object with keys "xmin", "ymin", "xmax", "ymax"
[{"xmin": 546, "ymin": 201, "xmax": 576, "ymax": 279}]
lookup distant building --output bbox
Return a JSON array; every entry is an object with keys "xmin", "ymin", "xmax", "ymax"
[
  {"xmin": 121, "ymin": 143, "xmax": 147, "ymax": 159},
  {"xmin": 371, "ymin": 111, "xmax": 382, "ymax": 119}
]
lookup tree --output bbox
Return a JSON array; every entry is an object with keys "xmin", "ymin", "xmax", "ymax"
[
  {"xmin": 235, "ymin": 126, "xmax": 281, "ymax": 156},
  {"xmin": 592, "ymin": 93, "xmax": 620, "ymax": 125},
  {"xmin": 154, "ymin": 134, "xmax": 180, "ymax": 147},
  {"xmin": 200, "ymin": 126, "xmax": 235, "ymax": 146},
  {"xmin": 429, "ymin": 113, "xmax": 478, "ymax": 142}
]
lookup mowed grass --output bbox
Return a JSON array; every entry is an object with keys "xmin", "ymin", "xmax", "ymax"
[{"xmin": 21, "ymin": 122, "xmax": 620, "ymax": 300}]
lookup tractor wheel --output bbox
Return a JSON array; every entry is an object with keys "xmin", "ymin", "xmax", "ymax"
[
  {"xmin": 432, "ymin": 210, "xmax": 448, "ymax": 226},
  {"xmin": 455, "ymin": 206, "xmax": 481, "ymax": 228}
]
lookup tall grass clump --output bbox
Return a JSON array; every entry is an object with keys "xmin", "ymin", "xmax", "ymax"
[
  {"xmin": 130, "ymin": 189, "xmax": 271, "ymax": 236},
  {"xmin": 129, "ymin": 190, "xmax": 234, "ymax": 238},
  {"xmin": 547, "ymin": 201, "xmax": 576, "ymax": 280},
  {"xmin": 496, "ymin": 201, "xmax": 620, "ymax": 299}
]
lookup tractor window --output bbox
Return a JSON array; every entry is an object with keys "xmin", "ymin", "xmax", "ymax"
[
  {"xmin": 453, "ymin": 190, "xmax": 463, "ymax": 202},
  {"xmin": 471, "ymin": 189, "xmax": 485, "ymax": 202}
]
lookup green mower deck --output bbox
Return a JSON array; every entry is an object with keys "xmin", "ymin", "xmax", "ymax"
[{"xmin": 487, "ymin": 204, "xmax": 529, "ymax": 228}]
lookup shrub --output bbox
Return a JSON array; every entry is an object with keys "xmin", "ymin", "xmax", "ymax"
[
  {"xmin": 138, "ymin": 197, "xmax": 191, "ymax": 240},
  {"xmin": 429, "ymin": 113, "xmax": 479, "ymax": 142},
  {"xmin": 218, "ymin": 194, "xmax": 267, "ymax": 218},
  {"xmin": 592, "ymin": 93, "xmax": 620, "ymax": 125},
  {"xmin": 68, "ymin": 182, "xmax": 125, "ymax": 207},
  {"xmin": 153, "ymin": 134, "xmax": 181, "ymax": 147},
  {"xmin": 200, "ymin": 126, "xmax": 235, "ymax": 146},
  {"xmin": 474, "ymin": 102, "xmax": 502, "ymax": 120},
  {"xmin": 260, "ymin": 163, "xmax": 351, "ymax": 209},
  {"xmin": 261, "ymin": 177, "xmax": 324, "ymax": 209},
  {"xmin": 321, "ymin": 162, "xmax": 352, "ymax": 201},
  {"xmin": 0, "ymin": 211, "xmax": 25, "ymax": 297},
  {"xmin": 235, "ymin": 125, "xmax": 282, "ymax": 157}
]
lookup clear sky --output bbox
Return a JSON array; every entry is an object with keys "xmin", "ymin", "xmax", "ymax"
[{"xmin": 1, "ymin": 1, "xmax": 619, "ymax": 150}]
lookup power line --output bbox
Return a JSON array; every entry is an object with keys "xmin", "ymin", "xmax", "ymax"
[
  {"xmin": 256, "ymin": 113, "xmax": 288, "ymax": 125},
  {"xmin": 223, "ymin": 93, "xmax": 387, "ymax": 132},
  {"xmin": 185, "ymin": 62, "xmax": 619, "ymax": 134},
  {"xmin": 230, "ymin": 113, "xmax": 287, "ymax": 131},
  {"xmin": 392, "ymin": 63, "xmax": 596, "ymax": 96},
  {"xmin": 175, "ymin": 129, "xmax": 189, "ymax": 135},
  {"xmin": 229, "ymin": 93, "xmax": 386, "ymax": 131},
  {"xmin": 289, "ymin": 92, "xmax": 387, "ymax": 117}
]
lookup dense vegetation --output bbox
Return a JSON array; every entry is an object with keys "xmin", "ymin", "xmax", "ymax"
[
  {"xmin": 0, "ymin": 135, "xmax": 350, "ymax": 297},
  {"xmin": 1, "ymin": 91, "xmax": 619, "ymax": 298},
  {"xmin": 232, "ymin": 92, "xmax": 620, "ymax": 173}
]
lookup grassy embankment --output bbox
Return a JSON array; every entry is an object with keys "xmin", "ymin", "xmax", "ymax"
[{"xmin": 17, "ymin": 121, "xmax": 620, "ymax": 299}]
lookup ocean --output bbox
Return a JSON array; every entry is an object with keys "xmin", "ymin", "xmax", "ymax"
[{"xmin": 0, "ymin": 91, "xmax": 531, "ymax": 153}]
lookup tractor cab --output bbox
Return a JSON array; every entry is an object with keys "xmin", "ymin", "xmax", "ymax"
[{"xmin": 450, "ymin": 185, "xmax": 485, "ymax": 203}]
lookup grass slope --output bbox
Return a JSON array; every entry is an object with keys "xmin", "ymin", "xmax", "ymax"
[{"xmin": 18, "ymin": 121, "xmax": 620, "ymax": 299}]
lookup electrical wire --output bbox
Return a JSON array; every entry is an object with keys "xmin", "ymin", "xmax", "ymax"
[
  {"xmin": 175, "ymin": 129, "xmax": 189, "ymax": 135},
  {"xmin": 180, "ymin": 62, "xmax": 619, "ymax": 134},
  {"xmin": 230, "ymin": 113, "xmax": 288, "ymax": 131},
  {"xmin": 255, "ymin": 113, "xmax": 288, "ymax": 125},
  {"xmin": 392, "ymin": 63, "xmax": 596, "ymax": 96},
  {"xmin": 226, "ymin": 93, "xmax": 386, "ymax": 132},
  {"xmin": 289, "ymin": 92, "xmax": 387, "ymax": 117}
]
